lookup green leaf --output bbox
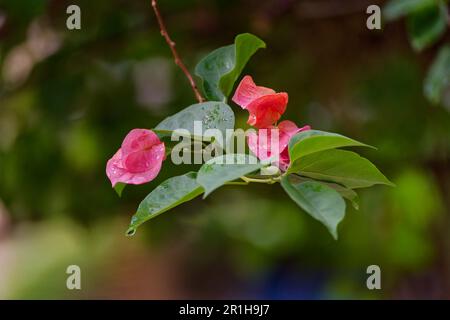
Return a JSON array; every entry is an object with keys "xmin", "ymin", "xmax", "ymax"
[
  {"xmin": 424, "ymin": 45, "xmax": 450, "ymax": 105},
  {"xmin": 219, "ymin": 34, "xmax": 266, "ymax": 99},
  {"xmin": 287, "ymin": 130, "xmax": 372, "ymax": 172},
  {"xmin": 154, "ymin": 101, "xmax": 235, "ymax": 142},
  {"xmin": 384, "ymin": 0, "xmax": 437, "ymax": 21},
  {"xmin": 406, "ymin": 4, "xmax": 447, "ymax": 52},
  {"xmin": 195, "ymin": 45, "xmax": 234, "ymax": 102},
  {"xmin": 291, "ymin": 149, "xmax": 394, "ymax": 189},
  {"xmin": 197, "ymin": 154, "xmax": 263, "ymax": 197},
  {"xmin": 328, "ymin": 183, "xmax": 360, "ymax": 210},
  {"xmin": 281, "ymin": 177, "xmax": 346, "ymax": 239},
  {"xmin": 289, "ymin": 175, "xmax": 360, "ymax": 210},
  {"xmin": 126, "ymin": 172, "xmax": 203, "ymax": 235},
  {"xmin": 195, "ymin": 33, "xmax": 266, "ymax": 101},
  {"xmin": 288, "ymin": 175, "xmax": 360, "ymax": 209},
  {"xmin": 114, "ymin": 183, "xmax": 126, "ymax": 197}
]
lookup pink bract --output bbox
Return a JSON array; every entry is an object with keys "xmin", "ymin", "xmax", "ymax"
[
  {"xmin": 232, "ymin": 75, "xmax": 288, "ymax": 129},
  {"xmin": 106, "ymin": 129, "xmax": 165, "ymax": 187},
  {"xmin": 248, "ymin": 120, "xmax": 310, "ymax": 171}
]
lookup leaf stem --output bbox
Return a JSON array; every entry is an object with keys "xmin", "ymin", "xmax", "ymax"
[
  {"xmin": 225, "ymin": 181, "xmax": 249, "ymax": 186},
  {"xmin": 151, "ymin": 0, "xmax": 204, "ymax": 103},
  {"xmin": 240, "ymin": 176, "xmax": 280, "ymax": 184}
]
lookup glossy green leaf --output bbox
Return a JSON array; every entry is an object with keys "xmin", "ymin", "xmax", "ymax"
[
  {"xmin": 281, "ymin": 177, "xmax": 346, "ymax": 239},
  {"xmin": 406, "ymin": 4, "xmax": 447, "ymax": 52},
  {"xmin": 384, "ymin": 0, "xmax": 437, "ymax": 21},
  {"xmin": 291, "ymin": 149, "xmax": 394, "ymax": 189},
  {"xmin": 219, "ymin": 34, "xmax": 266, "ymax": 99},
  {"xmin": 195, "ymin": 45, "xmax": 234, "ymax": 102},
  {"xmin": 154, "ymin": 102, "xmax": 235, "ymax": 142},
  {"xmin": 197, "ymin": 154, "xmax": 263, "ymax": 197},
  {"xmin": 328, "ymin": 183, "xmax": 360, "ymax": 210},
  {"xmin": 126, "ymin": 172, "xmax": 203, "ymax": 235},
  {"xmin": 288, "ymin": 174, "xmax": 360, "ymax": 210},
  {"xmin": 195, "ymin": 33, "xmax": 266, "ymax": 101},
  {"xmin": 287, "ymin": 130, "xmax": 372, "ymax": 172},
  {"xmin": 424, "ymin": 45, "xmax": 450, "ymax": 105}
]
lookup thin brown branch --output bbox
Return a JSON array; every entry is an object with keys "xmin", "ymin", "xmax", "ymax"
[
  {"xmin": 151, "ymin": 0, "xmax": 204, "ymax": 103},
  {"xmin": 439, "ymin": 0, "xmax": 450, "ymax": 27},
  {"xmin": 446, "ymin": 5, "xmax": 450, "ymax": 28}
]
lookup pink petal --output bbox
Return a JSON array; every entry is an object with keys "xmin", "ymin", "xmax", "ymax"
[
  {"xmin": 122, "ymin": 157, "xmax": 164, "ymax": 185},
  {"xmin": 278, "ymin": 120, "xmax": 299, "ymax": 151},
  {"xmin": 246, "ymin": 93, "xmax": 288, "ymax": 128},
  {"xmin": 278, "ymin": 148, "xmax": 291, "ymax": 172},
  {"xmin": 278, "ymin": 120, "xmax": 301, "ymax": 137},
  {"xmin": 246, "ymin": 122, "xmax": 312, "ymax": 171},
  {"xmin": 124, "ymin": 143, "xmax": 165, "ymax": 173},
  {"xmin": 106, "ymin": 129, "xmax": 165, "ymax": 187},
  {"xmin": 278, "ymin": 121, "xmax": 311, "ymax": 151},
  {"xmin": 121, "ymin": 129, "xmax": 161, "ymax": 158},
  {"xmin": 247, "ymin": 128, "xmax": 278, "ymax": 161},
  {"xmin": 276, "ymin": 123, "xmax": 311, "ymax": 170},
  {"xmin": 106, "ymin": 149, "xmax": 127, "ymax": 187},
  {"xmin": 247, "ymin": 131, "xmax": 260, "ymax": 158},
  {"xmin": 298, "ymin": 125, "xmax": 311, "ymax": 132},
  {"xmin": 232, "ymin": 75, "xmax": 275, "ymax": 109}
]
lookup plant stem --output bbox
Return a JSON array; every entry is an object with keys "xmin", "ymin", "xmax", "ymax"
[
  {"xmin": 150, "ymin": 0, "xmax": 204, "ymax": 103},
  {"xmin": 240, "ymin": 176, "xmax": 280, "ymax": 184},
  {"xmin": 225, "ymin": 181, "xmax": 249, "ymax": 186},
  {"xmin": 225, "ymin": 176, "xmax": 280, "ymax": 186},
  {"xmin": 439, "ymin": 0, "xmax": 450, "ymax": 27},
  {"xmin": 447, "ymin": 5, "xmax": 450, "ymax": 27}
]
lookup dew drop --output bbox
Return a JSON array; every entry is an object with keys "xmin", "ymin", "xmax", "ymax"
[{"xmin": 126, "ymin": 228, "xmax": 136, "ymax": 237}]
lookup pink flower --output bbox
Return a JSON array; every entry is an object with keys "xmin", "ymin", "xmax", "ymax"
[
  {"xmin": 248, "ymin": 120, "xmax": 310, "ymax": 171},
  {"xmin": 232, "ymin": 75, "xmax": 288, "ymax": 129},
  {"xmin": 106, "ymin": 129, "xmax": 165, "ymax": 187}
]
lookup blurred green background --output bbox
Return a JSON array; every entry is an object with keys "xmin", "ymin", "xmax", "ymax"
[{"xmin": 0, "ymin": 0, "xmax": 449, "ymax": 299}]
